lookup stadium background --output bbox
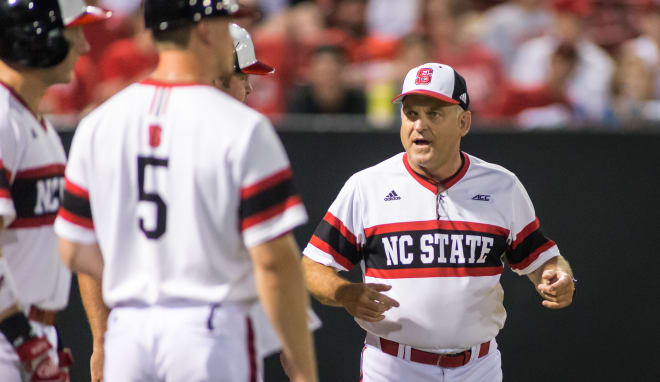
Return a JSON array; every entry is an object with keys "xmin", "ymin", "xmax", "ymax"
[{"xmin": 45, "ymin": 0, "xmax": 660, "ymax": 380}]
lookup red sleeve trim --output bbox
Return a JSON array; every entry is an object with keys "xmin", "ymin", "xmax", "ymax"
[
  {"xmin": 0, "ymin": 189, "xmax": 10, "ymax": 199},
  {"xmin": 365, "ymin": 265, "xmax": 503, "ymax": 279},
  {"xmin": 65, "ymin": 178, "xmax": 90, "ymax": 199},
  {"xmin": 240, "ymin": 195, "xmax": 301, "ymax": 231},
  {"xmin": 309, "ymin": 235, "xmax": 354, "ymax": 271},
  {"xmin": 323, "ymin": 211, "xmax": 357, "ymax": 245},
  {"xmin": 241, "ymin": 168, "xmax": 292, "ymax": 199},
  {"xmin": 510, "ymin": 240, "xmax": 556, "ymax": 270},
  {"xmin": 58, "ymin": 208, "xmax": 94, "ymax": 229},
  {"xmin": 364, "ymin": 220, "xmax": 509, "ymax": 238},
  {"xmin": 512, "ymin": 218, "xmax": 540, "ymax": 249},
  {"xmin": 8, "ymin": 215, "xmax": 56, "ymax": 229},
  {"xmin": 14, "ymin": 164, "xmax": 65, "ymax": 179}
]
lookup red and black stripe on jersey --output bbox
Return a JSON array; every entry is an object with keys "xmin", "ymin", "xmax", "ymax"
[
  {"xmin": 0, "ymin": 160, "xmax": 10, "ymax": 199},
  {"xmin": 6, "ymin": 164, "xmax": 64, "ymax": 228},
  {"xmin": 239, "ymin": 168, "xmax": 302, "ymax": 231},
  {"xmin": 361, "ymin": 220, "xmax": 509, "ymax": 279},
  {"xmin": 58, "ymin": 178, "xmax": 93, "ymax": 229},
  {"xmin": 309, "ymin": 212, "xmax": 361, "ymax": 270},
  {"xmin": 507, "ymin": 218, "xmax": 555, "ymax": 271}
]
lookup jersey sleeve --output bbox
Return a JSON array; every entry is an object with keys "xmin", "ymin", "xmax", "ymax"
[
  {"xmin": 233, "ymin": 117, "xmax": 307, "ymax": 248},
  {"xmin": 0, "ymin": 120, "xmax": 17, "ymax": 228},
  {"xmin": 54, "ymin": 122, "xmax": 97, "ymax": 244},
  {"xmin": 303, "ymin": 175, "xmax": 364, "ymax": 272},
  {"xmin": 505, "ymin": 177, "xmax": 560, "ymax": 275}
]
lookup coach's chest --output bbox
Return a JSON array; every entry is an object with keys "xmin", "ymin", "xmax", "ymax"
[{"xmin": 360, "ymin": 180, "xmax": 510, "ymax": 276}]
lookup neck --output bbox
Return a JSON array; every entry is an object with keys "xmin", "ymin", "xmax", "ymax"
[
  {"xmin": 149, "ymin": 49, "xmax": 218, "ymax": 84},
  {"xmin": 0, "ymin": 62, "xmax": 49, "ymax": 116},
  {"xmin": 412, "ymin": 151, "xmax": 463, "ymax": 184}
]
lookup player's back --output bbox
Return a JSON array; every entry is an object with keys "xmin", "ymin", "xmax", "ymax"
[{"xmin": 66, "ymin": 80, "xmax": 301, "ymax": 307}]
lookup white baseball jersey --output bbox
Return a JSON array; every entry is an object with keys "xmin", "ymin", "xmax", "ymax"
[
  {"xmin": 54, "ymin": 79, "xmax": 308, "ymax": 308},
  {"xmin": 0, "ymin": 82, "xmax": 71, "ymax": 310},
  {"xmin": 303, "ymin": 152, "xmax": 560, "ymax": 353}
]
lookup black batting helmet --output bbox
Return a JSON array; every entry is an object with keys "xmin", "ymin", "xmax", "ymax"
[
  {"xmin": 145, "ymin": 0, "xmax": 252, "ymax": 32},
  {"xmin": 0, "ymin": 0, "xmax": 111, "ymax": 69}
]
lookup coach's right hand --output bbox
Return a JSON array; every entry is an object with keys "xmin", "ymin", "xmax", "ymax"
[{"xmin": 336, "ymin": 283, "xmax": 399, "ymax": 322}]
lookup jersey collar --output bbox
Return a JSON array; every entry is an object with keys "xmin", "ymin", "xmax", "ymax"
[
  {"xmin": 140, "ymin": 78, "xmax": 214, "ymax": 87},
  {"xmin": 0, "ymin": 81, "xmax": 47, "ymax": 132},
  {"xmin": 402, "ymin": 152, "xmax": 470, "ymax": 193}
]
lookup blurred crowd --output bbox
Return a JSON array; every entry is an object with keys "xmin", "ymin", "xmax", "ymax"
[{"xmin": 42, "ymin": 0, "xmax": 660, "ymax": 129}]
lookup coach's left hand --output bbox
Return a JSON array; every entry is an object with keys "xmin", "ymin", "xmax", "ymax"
[{"xmin": 536, "ymin": 269, "xmax": 574, "ymax": 309}]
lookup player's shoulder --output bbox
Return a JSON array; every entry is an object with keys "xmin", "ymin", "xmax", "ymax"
[
  {"xmin": 0, "ymin": 86, "xmax": 22, "ymax": 137},
  {"xmin": 0, "ymin": 87, "xmax": 11, "ymax": 132},
  {"xmin": 349, "ymin": 153, "xmax": 405, "ymax": 185},
  {"xmin": 464, "ymin": 152, "xmax": 520, "ymax": 186}
]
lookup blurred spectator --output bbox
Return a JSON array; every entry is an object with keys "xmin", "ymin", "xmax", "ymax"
[
  {"xmin": 480, "ymin": 0, "xmax": 551, "ymax": 72},
  {"xmin": 423, "ymin": 0, "xmax": 506, "ymax": 118},
  {"xmin": 95, "ymin": 14, "xmax": 158, "ymax": 104},
  {"xmin": 485, "ymin": 42, "xmax": 576, "ymax": 127},
  {"xmin": 620, "ymin": 1, "xmax": 660, "ymax": 99},
  {"xmin": 325, "ymin": 0, "xmax": 399, "ymax": 63},
  {"xmin": 367, "ymin": 0, "xmax": 421, "ymax": 38},
  {"xmin": 365, "ymin": 34, "xmax": 431, "ymax": 126},
  {"xmin": 610, "ymin": 51, "xmax": 660, "ymax": 125},
  {"xmin": 286, "ymin": 44, "xmax": 367, "ymax": 114},
  {"xmin": 247, "ymin": 1, "xmax": 328, "ymax": 117},
  {"xmin": 510, "ymin": 0, "xmax": 615, "ymax": 123}
]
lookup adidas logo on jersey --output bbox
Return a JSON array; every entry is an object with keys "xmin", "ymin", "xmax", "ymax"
[{"xmin": 384, "ymin": 190, "xmax": 401, "ymax": 201}]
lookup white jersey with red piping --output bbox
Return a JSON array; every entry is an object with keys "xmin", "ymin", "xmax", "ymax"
[
  {"xmin": 303, "ymin": 152, "xmax": 559, "ymax": 352},
  {"xmin": 55, "ymin": 80, "xmax": 307, "ymax": 308}
]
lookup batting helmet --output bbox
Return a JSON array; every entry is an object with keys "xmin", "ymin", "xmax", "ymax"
[
  {"xmin": 229, "ymin": 23, "xmax": 274, "ymax": 75},
  {"xmin": 0, "ymin": 0, "xmax": 111, "ymax": 69},
  {"xmin": 145, "ymin": 0, "xmax": 251, "ymax": 32}
]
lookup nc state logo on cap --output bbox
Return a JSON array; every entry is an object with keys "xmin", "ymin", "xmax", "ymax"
[{"xmin": 415, "ymin": 68, "xmax": 433, "ymax": 85}]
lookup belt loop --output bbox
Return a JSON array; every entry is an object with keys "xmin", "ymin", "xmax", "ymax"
[{"xmin": 206, "ymin": 303, "xmax": 220, "ymax": 331}]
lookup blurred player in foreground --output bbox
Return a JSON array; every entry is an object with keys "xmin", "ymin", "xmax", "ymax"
[
  {"xmin": 0, "ymin": 0, "xmax": 110, "ymax": 380},
  {"xmin": 215, "ymin": 23, "xmax": 323, "ymax": 380},
  {"xmin": 302, "ymin": 63, "xmax": 575, "ymax": 381},
  {"xmin": 55, "ymin": 0, "xmax": 318, "ymax": 381}
]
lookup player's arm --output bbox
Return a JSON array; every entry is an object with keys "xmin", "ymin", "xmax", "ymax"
[
  {"xmin": 78, "ymin": 274, "xmax": 109, "ymax": 382},
  {"xmin": 527, "ymin": 255, "xmax": 575, "ymax": 309},
  {"xmin": 58, "ymin": 238, "xmax": 104, "ymax": 280},
  {"xmin": 249, "ymin": 233, "xmax": 318, "ymax": 382},
  {"xmin": 0, "ymin": 218, "xmax": 22, "ymax": 321},
  {"xmin": 302, "ymin": 257, "xmax": 399, "ymax": 322}
]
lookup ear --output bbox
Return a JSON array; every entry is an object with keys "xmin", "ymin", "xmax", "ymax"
[
  {"xmin": 194, "ymin": 19, "xmax": 213, "ymax": 46},
  {"xmin": 459, "ymin": 110, "xmax": 471, "ymax": 137}
]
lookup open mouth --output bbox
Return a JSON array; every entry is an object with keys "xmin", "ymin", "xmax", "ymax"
[{"xmin": 413, "ymin": 139, "xmax": 430, "ymax": 146}]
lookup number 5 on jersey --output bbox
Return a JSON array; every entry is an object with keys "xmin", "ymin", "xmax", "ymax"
[{"xmin": 137, "ymin": 156, "xmax": 169, "ymax": 239}]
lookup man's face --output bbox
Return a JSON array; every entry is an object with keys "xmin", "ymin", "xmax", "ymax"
[
  {"xmin": 400, "ymin": 94, "xmax": 470, "ymax": 176},
  {"xmin": 214, "ymin": 72, "xmax": 252, "ymax": 103},
  {"xmin": 42, "ymin": 27, "xmax": 89, "ymax": 85}
]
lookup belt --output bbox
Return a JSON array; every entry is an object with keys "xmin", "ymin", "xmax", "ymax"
[
  {"xmin": 28, "ymin": 306, "xmax": 57, "ymax": 326},
  {"xmin": 378, "ymin": 337, "xmax": 491, "ymax": 368}
]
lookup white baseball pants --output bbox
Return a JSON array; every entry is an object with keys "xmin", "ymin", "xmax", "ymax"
[
  {"xmin": 104, "ymin": 303, "xmax": 257, "ymax": 382},
  {"xmin": 361, "ymin": 340, "xmax": 502, "ymax": 382}
]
